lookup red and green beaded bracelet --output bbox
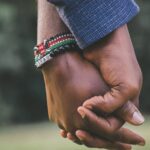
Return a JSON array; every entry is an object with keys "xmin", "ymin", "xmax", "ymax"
[{"xmin": 34, "ymin": 33, "xmax": 80, "ymax": 68}]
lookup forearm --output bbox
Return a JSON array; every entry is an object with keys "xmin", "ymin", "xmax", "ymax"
[
  {"xmin": 37, "ymin": 0, "xmax": 69, "ymax": 44},
  {"xmin": 48, "ymin": 0, "xmax": 139, "ymax": 49}
]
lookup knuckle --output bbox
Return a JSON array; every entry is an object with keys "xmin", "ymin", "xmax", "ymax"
[
  {"xmin": 91, "ymin": 96, "xmax": 101, "ymax": 106},
  {"xmin": 105, "ymin": 125, "xmax": 116, "ymax": 135},
  {"xmin": 92, "ymin": 96, "xmax": 105, "ymax": 106},
  {"xmin": 123, "ymin": 80, "xmax": 140, "ymax": 97},
  {"xmin": 128, "ymin": 83, "xmax": 139, "ymax": 95},
  {"xmin": 91, "ymin": 95, "xmax": 114, "ymax": 113},
  {"xmin": 90, "ymin": 96, "xmax": 110, "ymax": 113}
]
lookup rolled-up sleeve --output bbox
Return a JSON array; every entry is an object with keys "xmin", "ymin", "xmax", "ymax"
[{"xmin": 48, "ymin": 0, "xmax": 140, "ymax": 49}]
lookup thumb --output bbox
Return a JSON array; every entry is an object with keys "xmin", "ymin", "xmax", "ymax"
[
  {"xmin": 83, "ymin": 94, "xmax": 144, "ymax": 125},
  {"xmin": 116, "ymin": 100, "xmax": 144, "ymax": 126},
  {"xmin": 83, "ymin": 84, "xmax": 139, "ymax": 114}
]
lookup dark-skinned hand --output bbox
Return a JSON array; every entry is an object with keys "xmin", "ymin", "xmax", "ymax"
[{"xmin": 42, "ymin": 50, "xmax": 145, "ymax": 150}]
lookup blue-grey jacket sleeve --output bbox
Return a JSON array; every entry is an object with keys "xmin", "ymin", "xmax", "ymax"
[{"xmin": 47, "ymin": 0, "xmax": 139, "ymax": 49}]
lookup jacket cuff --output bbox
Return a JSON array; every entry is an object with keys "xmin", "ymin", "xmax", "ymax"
[{"xmin": 48, "ymin": 0, "xmax": 139, "ymax": 49}]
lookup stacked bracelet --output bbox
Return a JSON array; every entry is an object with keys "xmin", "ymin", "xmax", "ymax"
[{"xmin": 34, "ymin": 33, "xmax": 80, "ymax": 68}]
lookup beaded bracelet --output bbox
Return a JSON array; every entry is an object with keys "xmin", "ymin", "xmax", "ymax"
[{"xmin": 34, "ymin": 33, "xmax": 80, "ymax": 68}]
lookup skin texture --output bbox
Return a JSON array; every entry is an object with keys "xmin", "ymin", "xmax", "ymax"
[
  {"xmin": 83, "ymin": 25, "xmax": 142, "ymax": 114},
  {"xmin": 42, "ymin": 51, "xmax": 145, "ymax": 150},
  {"xmin": 63, "ymin": 25, "xmax": 145, "ymax": 148},
  {"xmin": 37, "ymin": 1, "xmax": 145, "ymax": 149},
  {"xmin": 76, "ymin": 26, "xmax": 144, "ymax": 146}
]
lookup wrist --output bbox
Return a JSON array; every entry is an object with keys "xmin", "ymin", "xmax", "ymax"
[
  {"xmin": 34, "ymin": 33, "xmax": 80, "ymax": 68},
  {"xmin": 41, "ymin": 50, "xmax": 87, "ymax": 92},
  {"xmin": 37, "ymin": 0, "xmax": 70, "ymax": 44},
  {"xmin": 83, "ymin": 24, "xmax": 128, "ymax": 65}
]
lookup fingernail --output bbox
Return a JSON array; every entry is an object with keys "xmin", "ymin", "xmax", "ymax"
[
  {"xmin": 78, "ymin": 108, "xmax": 85, "ymax": 119},
  {"xmin": 76, "ymin": 131, "xmax": 84, "ymax": 141},
  {"xmin": 133, "ymin": 111, "xmax": 144, "ymax": 124},
  {"xmin": 138, "ymin": 141, "xmax": 145, "ymax": 146}
]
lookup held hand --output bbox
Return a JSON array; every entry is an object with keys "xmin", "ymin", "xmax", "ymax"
[
  {"xmin": 42, "ymin": 50, "xmax": 109, "ymax": 132},
  {"xmin": 61, "ymin": 107, "xmax": 145, "ymax": 149},
  {"xmin": 83, "ymin": 24, "xmax": 144, "ymax": 125},
  {"xmin": 42, "ymin": 51, "xmax": 145, "ymax": 149}
]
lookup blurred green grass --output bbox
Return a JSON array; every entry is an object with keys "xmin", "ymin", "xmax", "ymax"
[{"xmin": 0, "ymin": 116, "xmax": 149, "ymax": 150}]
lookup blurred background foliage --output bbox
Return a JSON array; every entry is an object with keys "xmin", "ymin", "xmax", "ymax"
[
  {"xmin": 0, "ymin": 0, "xmax": 150, "ymax": 126},
  {"xmin": 0, "ymin": 0, "xmax": 47, "ymax": 125}
]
